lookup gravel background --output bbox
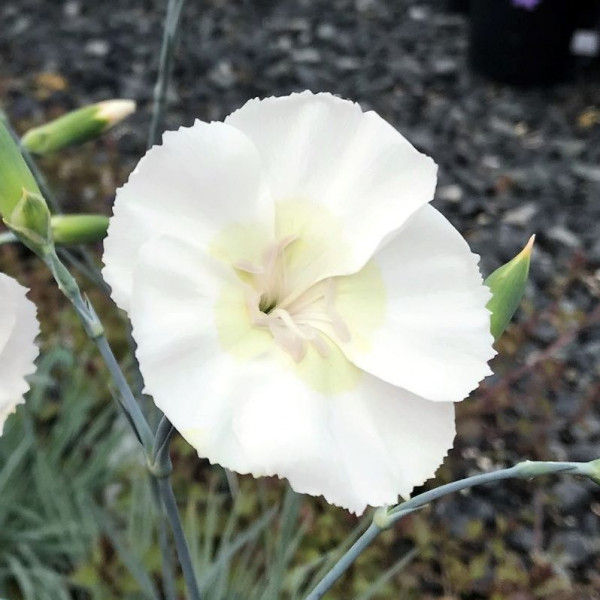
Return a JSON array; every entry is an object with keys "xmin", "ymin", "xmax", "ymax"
[{"xmin": 2, "ymin": 0, "xmax": 600, "ymax": 597}]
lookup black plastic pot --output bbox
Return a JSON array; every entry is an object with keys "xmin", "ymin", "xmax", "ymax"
[
  {"xmin": 445, "ymin": 0, "xmax": 470, "ymax": 14},
  {"xmin": 468, "ymin": 0, "xmax": 584, "ymax": 85}
]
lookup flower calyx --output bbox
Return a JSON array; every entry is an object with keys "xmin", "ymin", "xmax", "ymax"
[{"xmin": 5, "ymin": 188, "xmax": 54, "ymax": 257}]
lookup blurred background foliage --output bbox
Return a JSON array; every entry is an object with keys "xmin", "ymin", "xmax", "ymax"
[{"xmin": 1, "ymin": 0, "xmax": 600, "ymax": 598}]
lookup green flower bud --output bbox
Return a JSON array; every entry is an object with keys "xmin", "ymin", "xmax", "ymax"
[
  {"xmin": 50, "ymin": 214, "xmax": 109, "ymax": 245},
  {"xmin": 485, "ymin": 235, "xmax": 535, "ymax": 340},
  {"xmin": 5, "ymin": 189, "xmax": 53, "ymax": 256},
  {"xmin": 0, "ymin": 122, "xmax": 41, "ymax": 218},
  {"xmin": 21, "ymin": 99, "xmax": 136, "ymax": 155}
]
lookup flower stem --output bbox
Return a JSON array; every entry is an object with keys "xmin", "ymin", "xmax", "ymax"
[
  {"xmin": 153, "ymin": 415, "xmax": 176, "ymax": 464},
  {"xmin": 150, "ymin": 477, "xmax": 178, "ymax": 600},
  {"xmin": 305, "ymin": 460, "xmax": 593, "ymax": 600},
  {"xmin": 44, "ymin": 248, "xmax": 202, "ymax": 598},
  {"xmin": 158, "ymin": 477, "xmax": 202, "ymax": 600},
  {"xmin": 44, "ymin": 249, "xmax": 155, "ymax": 451},
  {"xmin": 57, "ymin": 246, "xmax": 111, "ymax": 294},
  {"xmin": 148, "ymin": 0, "xmax": 187, "ymax": 148},
  {"xmin": 150, "ymin": 417, "xmax": 202, "ymax": 599},
  {"xmin": 308, "ymin": 522, "xmax": 381, "ymax": 600},
  {"xmin": 388, "ymin": 461, "xmax": 586, "ymax": 521}
]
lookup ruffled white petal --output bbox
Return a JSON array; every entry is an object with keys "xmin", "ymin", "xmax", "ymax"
[
  {"xmin": 129, "ymin": 235, "xmax": 271, "ymax": 466},
  {"xmin": 108, "ymin": 92, "xmax": 495, "ymax": 513},
  {"xmin": 102, "ymin": 120, "xmax": 274, "ymax": 311},
  {"xmin": 0, "ymin": 273, "xmax": 39, "ymax": 434},
  {"xmin": 128, "ymin": 236, "xmax": 455, "ymax": 513},
  {"xmin": 334, "ymin": 204, "xmax": 495, "ymax": 403},
  {"xmin": 228, "ymin": 362, "xmax": 456, "ymax": 514},
  {"xmin": 226, "ymin": 91, "xmax": 438, "ymax": 283}
]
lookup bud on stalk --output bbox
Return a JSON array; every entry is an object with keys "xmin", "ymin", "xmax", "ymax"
[
  {"xmin": 51, "ymin": 214, "xmax": 109, "ymax": 245},
  {"xmin": 485, "ymin": 235, "xmax": 535, "ymax": 340},
  {"xmin": 0, "ymin": 122, "xmax": 42, "ymax": 218},
  {"xmin": 22, "ymin": 99, "xmax": 136, "ymax": 155}
]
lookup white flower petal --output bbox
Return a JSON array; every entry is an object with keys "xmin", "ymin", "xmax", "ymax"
[
  {"xmin": 226, "ymin": 91, "xmax": 438, "ymax": 281},
  {"xmin": 127, "ymin": 238, "xmax": 454, "ymax": 513},
  {"xmin": 229, "ymin": 360, "xmax": 456, "ymax": 514},
  {"xmin": 111, "ymin": 92, "xmax": 495, "ymax": 513},
  {"xmin": 334, "ymin": 204, "xmax": 495, "ymax": 403},
  {"xmin": 0, "ymin": 298, "xmax": 16, "ymax": 353},
  {"xmin": 0, "ymin": 273, "xmax": 39, "ymax": 434},
  {"xmin": 129, "ymin": 235, "xmax": 272, "ymax": 462},
  {"xmin": 128, "ymin": 237, "xmax": 454, "ymax": 513},
  {"xmin": 103, "ymin": 120, "xmax": 274, "ymax": 311}
]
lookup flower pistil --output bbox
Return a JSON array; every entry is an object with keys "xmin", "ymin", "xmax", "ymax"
[{"xmin": 236, "ymin": 236, "xmax": 351, "ymax": 362}]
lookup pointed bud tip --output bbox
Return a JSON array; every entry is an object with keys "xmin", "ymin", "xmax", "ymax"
[
  {"xmin": 485, "ymin": 235, "xmax": 535, "ymax": 341},
  {"xmin": 96, "ymin": 99, "xmax": 136, "ymax": 126},
  {"xmin": 519, "ymin": 234, "xmax": 536, "ymax": 258}
]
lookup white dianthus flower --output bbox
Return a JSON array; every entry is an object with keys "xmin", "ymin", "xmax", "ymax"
[
  {"xmin": 103, "ymin": 91, "xmax": 495, "ymax": 514},
  {"xmin": 0, "ymin": 272, "xmax": 39, "ymax": 434}
]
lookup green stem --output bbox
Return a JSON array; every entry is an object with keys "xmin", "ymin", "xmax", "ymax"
[
  {"xmin": 150, "ymin": 417, "xmax": 201, "ymax": 600},
  {"xmin": 305, "ymin": 460, "xmax": 592, "ymax": 600},
  {"xmin": 43, "ymin": 249, "xmax": 154, "ymax": 453},
  {"xmin": 153, "ymin": 415, "xmax": 176, "ymax": 464},
  {"xmin": 95, "ymin": 335, "xmax": 156, "ymax": 453},
  {"xmin": 57, "ymin": 246, "xmax": 111, "ymax": 294},
  {"xmin": 43, "ymin": 247, "xmax": 202, "ymax": 598},
  {"xmin": 150, "ymin": 477, "xmax": 178, "ymax": 600},
  {"xmin": 1, "ymin": 228, "xmax": 109, "ymax": 295},
  {"xmin": 388, "ymin": 461, "xmax": 586, "ymax": 521},
  {"xmin": 148, "ymin": 0, "xmax": 187, "ymax": 147},
  {"xmin": 308, "ymin": 523, "xmax": 381, "ymax": 600},
  {"xmin": 158, "ymin": 477, "xmax": 202, "ymax": 600}
]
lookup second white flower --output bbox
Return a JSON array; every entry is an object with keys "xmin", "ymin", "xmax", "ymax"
[{"xmin": 0, "ymin": 272, "xmax": 39, "ymax": 435}]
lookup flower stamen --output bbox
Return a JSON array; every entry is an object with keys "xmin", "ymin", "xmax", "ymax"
[{"xmin": 238, "ymin": 238, "xmax": 351, "ymax": 361}]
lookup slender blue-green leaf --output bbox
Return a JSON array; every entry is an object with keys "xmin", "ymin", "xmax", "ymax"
[
  {"xmin": 355, "ymin": 548, "xmax": 418, "ymax": 600},
  {"xmin": 91, "ymin": 506, "xmax": 161, "ymax": 600}
]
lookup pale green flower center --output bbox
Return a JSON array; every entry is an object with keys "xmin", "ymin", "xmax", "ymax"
[
  {"xmin": 210, "ymin": 202, "xmax": 387, "ymax": 394},
  {"xmin": 234, "ymin": 236, "xmax": 351, "ymax": 362}
]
